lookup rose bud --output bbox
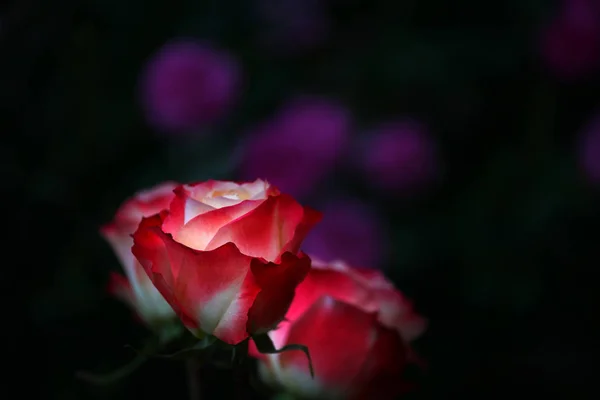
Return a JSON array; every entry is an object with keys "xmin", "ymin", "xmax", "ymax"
[
  {"xmin": 101, "ymin": 182, "xmax": 179, "ymax": 331},
  {"xmin": 249, "ymin": 259, "xmax": 427, "ymax": 399},
  {"xmin": 132, "ymin": 179, "xmax": 322, "ymax": 345}
]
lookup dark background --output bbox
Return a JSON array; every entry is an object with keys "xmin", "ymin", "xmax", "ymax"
[{"xmin": 3, "ymin": 0, "xmax": 598, "ymax": 398}]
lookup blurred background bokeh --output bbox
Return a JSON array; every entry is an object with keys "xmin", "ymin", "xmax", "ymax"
[{"xmin": 4, "ymin": 0, "xmax": 598, "ymax": 398}]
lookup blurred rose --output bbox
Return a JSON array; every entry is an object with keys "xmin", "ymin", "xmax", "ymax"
[
  {"xmin": 577, "ymin": 111, "xmax": 600, "ymax": 183},
  {"xmin": 250, "ymin": 259, "xmax": 426, "ymax": 399},
  {"xmin": 101, "ymin": 182, "xmax": 179, "ymax": 330},
  {"xmin": 256, "ymin": 0, "xmax": 329, "ymax": 53},
  {"xmin": 140, "ymin": 39, "xmax": 241, "ymax": 133},
  {"xmin": 359, "ymin": 120, "xmax": 438, "ymax": 195},
  {"xmin": 239, "ymin": 97, "xmax": 351, "ymax": 198},
  {"xmin": 302, "ymin": 198, "xmax": 387, "ymax": 268},
  {"xmin": 132, "ymin": 179, "xmax": 321, "ymax": 345},
  {"xmin": 540, "ymin": 0, "xmax": 600, "ymax": 79}
]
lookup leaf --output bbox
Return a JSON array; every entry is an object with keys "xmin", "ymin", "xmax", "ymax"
[{"xmin": 253, "ymin": 334, "xmax": 314, "ymax": 378}]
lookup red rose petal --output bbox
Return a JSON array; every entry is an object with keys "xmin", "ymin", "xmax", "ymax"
[
  {"xmin": 206, "ymin": 194, "xmax": 320, "ymax": 261},
  {"xmin": 132, "ymin": 213, "xmax": 262, "ymax": 344},
  {"xmin": 165, "ymin": 189, "xmax": 264, "ymax": 251},
  {"xmin": 279, "ymin": 297, "xmax": 376, "ymax": 387},
  {"xmin": 351, "ymin": 324, "xmax": 408, "ymax": 400},
  {"xmin": 107, "ymin": 272, "xmax": 133, "ymax": 303},
  {"xmin": 246, "ymin": 251, "xmax": 311, "ymax": 335}
]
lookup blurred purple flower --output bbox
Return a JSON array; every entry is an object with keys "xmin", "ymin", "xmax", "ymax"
[
  {"xmin": 255, "ymin": 0, "xmax": 329, "ymax": 53},
  {"xmin": 140, "ymin": 39, "xmax": 241, "ymax": 134},
  {"xmin": 239, "ymin": 96, "xmax": 352, "ymax": 197},
  {"xmin": 302, "ymin": 198, "xmax": 388, "ymax": 268},
  {"xmin": 539, "ymin": 0, "xmax": 600, "ymax": 79},
  {"xmin": 578, "ymin": 111, "xmax": 600, "ymax": 183},
  {"xmin": 359, "ymin": 120, "xmax": 439, "ymax": 194}
]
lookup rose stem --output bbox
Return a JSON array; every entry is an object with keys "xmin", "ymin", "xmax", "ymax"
[{"xmin": 186, "ymin": 358, "xmax": 202, "ymax": 400}]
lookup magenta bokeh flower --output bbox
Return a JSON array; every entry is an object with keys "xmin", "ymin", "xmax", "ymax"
[
  {"xmin": 577, "ymin": 111, "xmax": 600, "ymax": 184},
  {"xmin": 238, "ymin": 96, "xmax": 352, "ymax": 198},
  {"xmin": 301, "ymin": 198, "xmax": 388, "ymax": 268},
  {"xmin": 255, "ymin": 0, "xmax": 329, "ymax": 53},
  {"xmin": 359, "ymin": 120, "xmax": 439, "ymax": 195},
  {"xmin": 140, "ymin": 39, "xmax": 241, "ymax": 134},
  {"xmin": 539, "ymin": 0, "xmax": 600, "ymax": 80}
]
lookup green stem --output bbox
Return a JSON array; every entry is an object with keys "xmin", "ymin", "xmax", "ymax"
[
  {"xmin": 232, "ymin": 340, "xmax": 250, "ymax": 399},
  {"xmin": 186, "ymin": 358, "xmax": 202, "ymax": 400},
  {"xmin": 75, "ymin": 337, "xmax": 158, "ymax": 385}
]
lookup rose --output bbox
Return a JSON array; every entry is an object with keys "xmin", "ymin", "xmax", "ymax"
[
  {"xmin": 101, "ymin": 182, "xmax": 179, "ymax": 329},
  {"xmin": 251, "ymin": 259, "xmax": 427, "ymax": 399},
  {"xmin": 258, "ymin": 297, "xmax": 409, "ymax": 400},
  {"xmin": 250, "ymin": 259, "xmax": 427, "ymax": 399},
  {"xmin": 131, "ymin": 179, "xmax": 322, "ymax": 345}
]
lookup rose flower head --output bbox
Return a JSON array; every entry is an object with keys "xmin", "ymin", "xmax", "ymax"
[
  {"xmin": 250, "ymin": 259, "xmax": 426, "ymax": 399},
  {"xmin": 132, "ymin": 179, "xmax": 322, "ymax": 345}
]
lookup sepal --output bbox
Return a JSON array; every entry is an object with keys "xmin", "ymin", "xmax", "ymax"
[
  {"xmin": 151, "ymin": 334, "xmax": 218, "ymax": 360},
  {"xmin": 253, "ymin": 333, "xmax": 314, "ymax": 378}
]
